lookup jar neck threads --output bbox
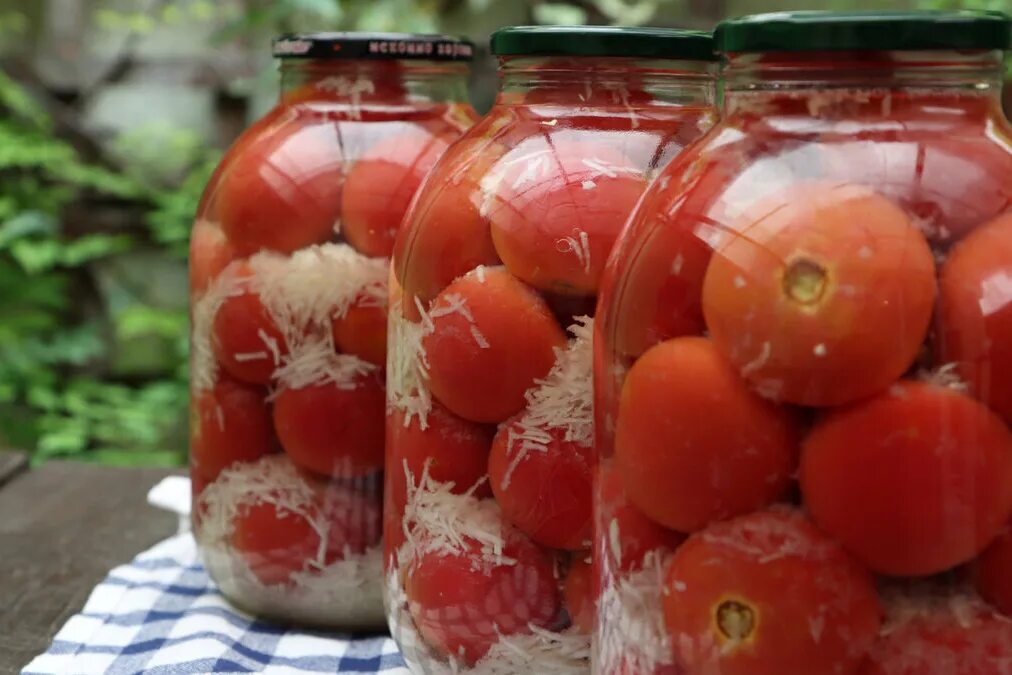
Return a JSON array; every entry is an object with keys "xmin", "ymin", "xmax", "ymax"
[
  {"xmin": 279, "ymin": 59, "xmax": 470, "ymax": 105},
  {"xmin": 722, "ymin": 49, "xmax": 1005, "ymax": 117},
  {"xmin": 495, "ymin": 56, "xmax": 716, "ymax": 108}
]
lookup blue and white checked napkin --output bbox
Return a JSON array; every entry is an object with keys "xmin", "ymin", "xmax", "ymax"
[{"xmin": 23, "ymin": 478, "xmax": 409, "ymax": 675}]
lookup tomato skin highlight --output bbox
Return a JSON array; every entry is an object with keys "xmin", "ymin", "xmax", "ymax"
[
  {"xmin": 972, "ymin": 525, "xmax": 1012, "ymax": 617},
  {"xmin": 702, "ymin": 182, "xmax": 936, "ymax": 407},
  {"xmin": 404, "ymin": 534, "xmax": 562, "ymax": 665},
  {"xmin": 488, "ymin": 419, "xmax": 594, "ymax": 551},
  {"xmin": 485, "ymin": 138, "xmax": 646, "ymax": 295},
  {"xmin": 814, "ymin": 94, "xmax": 1012, "ymax": 246},
  {"xmin": 615, "ymin": 337, "xmax": 799, "ymax": 533},
  {"xmin": 273, "ymin": 372, "xmax": 386, "ymax": 479},
  {"xmin": 387, "ymin": 401, "xmax": 494, "ymax": 513},
  {"xmin": 564, "ymin": 555, "xmax": 595, "ymax": 634},
  {"xmin": 190, "ymin": 220, "xmax": 237, "ymax": 295},
  {"xmin": 421, "ymin": 267, "xmax": 566, "ymax": 423},
  {"xmin": 801, "ymin": 380, "xmax": 1012, "ymax": 577},
  {"xmin": 191, "ymin": 375, "xmax": 274, "ymax": 483},
  {"xmin": 331, "ymin": 295, "xmax": 387, "ymax": 367},
  {"xmin": 217, "ymin": 120, "xmax": 343, "ymax": 256},
  {"xmin": 341, "ymin": 130, "xmax": 450, "ymax": 258},
  {"xmin": 611, "ymin": 215, "xmax": 712, "ymax": 359},
  {"xmin": 938, "ymin": 211, "xmax": 1012, "ymax": 425},
  {"xmin": 664, "ymin": 509, "xmax": 882, "ymax": 675},
  {"xmin": 393, "ymin": 137, "xmax": 503, "ymax": 313},
  {"xmin": 196, "ymin": 104, "xmax": 289, "ymax": 224}
]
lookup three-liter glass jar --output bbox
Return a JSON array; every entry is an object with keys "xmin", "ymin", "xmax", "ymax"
[
  {"xmin": 595, "ymin": 11, "xmax": 1012, "ymax": 675},
  {"xmin": 385, "ymin": 26, "xmax": 717, "ymax": 673},
  {"xmin": 189, "ymin": 32, "xmax": 476, "ymax": 628}
]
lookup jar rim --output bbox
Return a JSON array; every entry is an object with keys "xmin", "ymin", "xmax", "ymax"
[
  {"xmin": 490, "ymin": 25, "xmax": 716, "ymax": 61},
  {"xmin": 716, "ymin": 10, "xmax": 1012, "ymax": 54},
  {"xmin": 272, "ymin": 32, "xmax": 474, "ymax": 62}
]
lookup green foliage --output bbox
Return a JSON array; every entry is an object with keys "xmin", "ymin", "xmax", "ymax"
[
  {"xmin": 146, "ymin": 154, "xmax": 220, "ymax": 254},
  {"xmin": 31, "ymin": 378, "xmax": 188, "ymax": 466},
  {"xmin": 213, "ymin": 0, "xmax": 446, "ymax": 37},
  {"xmin": 533, "ymin": 3, "xmax": 590, "ymax": 25},
  {"xmin": 914, "ymin": 0, "xmax": 1012, "ymax": 10},
  {"xmin": 93, "ymin": 0, "xmax": 226, "ymax": 35},
  {"xmin": 0, "ymin": 67, "xmax": 195, "ymax": 466}
]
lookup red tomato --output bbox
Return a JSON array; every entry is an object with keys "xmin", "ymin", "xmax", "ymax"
[
  {"xmin": 862, "ymin": 598, "xmax": 1012, "ymax": 675},
  {"xmin": 609, "ymin": 215, "xmax": 712, "ymax": 359},
  {"xmin": 190, "ymin": 375, "xmax": 274, "ymax": 483},
  {"xmin": 217, "ymin": 119, "xmax": 343, "ymax": 256},
  {"xmin": 615, "ymin": 337, "xmax": 799, "ymax": 533},
  {"xmin": 938, "ymin": 212, "xmax": 1012, "ymax": 425},
  {"xmin": 387, "ymin": 400, "xmax": 494, "ymax": 513},
  {"xmin": 383, "ymin": 507, "xmax": 405, "ymax": 567},
  {"xmin": 211, "ymin": 262, "xmax": 288, "ymax": 385},
  {"xmin": 801, "ymin": 381, "xmax": 1012, "ymax": 577},
  {"xmin": 393, "ymin": 137, "xmax": 503, "ymax": 313},
  {"xmin": 197, "ymin": 104, "xmax": 290, "ymax": 223},
  {"xmin": 564, "ymin": 555, "xmax": 594, "ymax": 634},
  {"xmin": 331, "ymin": 293, "xmax": 387, "ymax": 367},
  {"xmin": 316, "ymin": 484, "xmax": 383, "ymax": 559},
  {"xmin": 231, "ymin": 484, "xmax": 381, "ymax": 586},
  {"xmin": 972, "ymin": 525, "xmax": 1012, "ymax": 617},
  {"xmin": 190, "ymin": 219, "xmax": 236, "ymax": 295},
  {"xmin": 598, "ymin": 469, "xmax": 686, "ymax": 574},
  {"xmin": 702, "ymin": 182, "xmax": 936, "ymax": 407},
  {"xmin": 485, "ymin": 137, "xmax": 646, "ymax": 295},
  {"xmin": 488, "ymin": 419, "xmax": 593, "ymax": 550},
  {"xmin": 602, "ymin": 137, "xmax": 753, "ymax": 361},
  {"xmin": 910, "ymin": 131, "xmax": 1012, "ymax": 243},
  {"xmin": 814, "ymin": 94, "xmax": 1012, "ymax": 245},
  {"xmin": 273, "ymin": 371, "xmax": 385, "ymax": 479},
  {"xmin": 341, "ymin": 129, "xmax": 451, "ymax": 258},
  {"xmin": 404, "ymin": 534, "xmax": 561, "ymax": 665},
  {"xmin": 421, "ymin": 266, "xmax": 566, "ymax": 423},
  {"xmin": 664, "ymin": 509, "xmax": 882, "ymax": 675},
  {"xmin": 231, "ymin": 501, "xmax": 320, "ymax": 586}
]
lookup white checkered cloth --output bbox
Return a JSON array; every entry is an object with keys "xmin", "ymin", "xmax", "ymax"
[{"xmin": 22, "ymin": 478, "xmax": 410, "ymax": 675}]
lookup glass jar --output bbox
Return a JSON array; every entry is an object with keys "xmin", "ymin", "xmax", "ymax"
[
  {"xmin": 189, "ymin": 32, "xmax": 476, "ymax": 628},
  {"xmin": 595, "ymin": 11, "xmax": 1012, "ymax": 675},
  {"xmin": 385, "ymin": 26, "xmax": 717, "ymax": 673}
]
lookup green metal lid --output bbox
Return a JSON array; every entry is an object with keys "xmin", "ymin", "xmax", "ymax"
[
  {"xmin": 715, "ymin": 10, "xmax": 1012, "ymax": 53},
  {"xmin": 490, "ymin": 26, "xmax": 716, "ymax": 61}
]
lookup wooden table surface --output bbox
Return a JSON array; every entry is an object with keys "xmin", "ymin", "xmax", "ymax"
[{"xmin": 0, "ymin": 451, "xmax": 180, "ymax": 673}]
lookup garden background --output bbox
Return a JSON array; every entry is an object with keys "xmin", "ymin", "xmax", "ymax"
[{"xmin": 0, "ymin": 0, "xmax": 1007, "ymax": 468}]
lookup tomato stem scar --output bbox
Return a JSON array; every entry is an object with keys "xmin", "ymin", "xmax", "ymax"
[
  {"xmin": 783, "ymin": 258, "xmax": 827, "ymax": 304},
  {"xmin": 716, "ymin": 599, "xmax": 756, "ymax": 641}
]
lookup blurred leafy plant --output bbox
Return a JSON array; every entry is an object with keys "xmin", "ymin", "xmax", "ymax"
[
  {"xmin": 214, "ymin": 0, "xmax": 443, "ymax": 38},
  {"xmin": 0, "ymin": 69, "xmax": 196, "ymax": 466}
]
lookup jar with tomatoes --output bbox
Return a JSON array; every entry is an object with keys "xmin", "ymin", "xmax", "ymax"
[
  {"xmin": 385, "ymin": 26, "xmax": 717, "ymax": 673},
  {"xmin": 189, "ymin": 32, "xmax": 476, "ymax": 628},
  {"xmin": 595, "ymin": 11, "xmax": 1012, "ymax": 675}
]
